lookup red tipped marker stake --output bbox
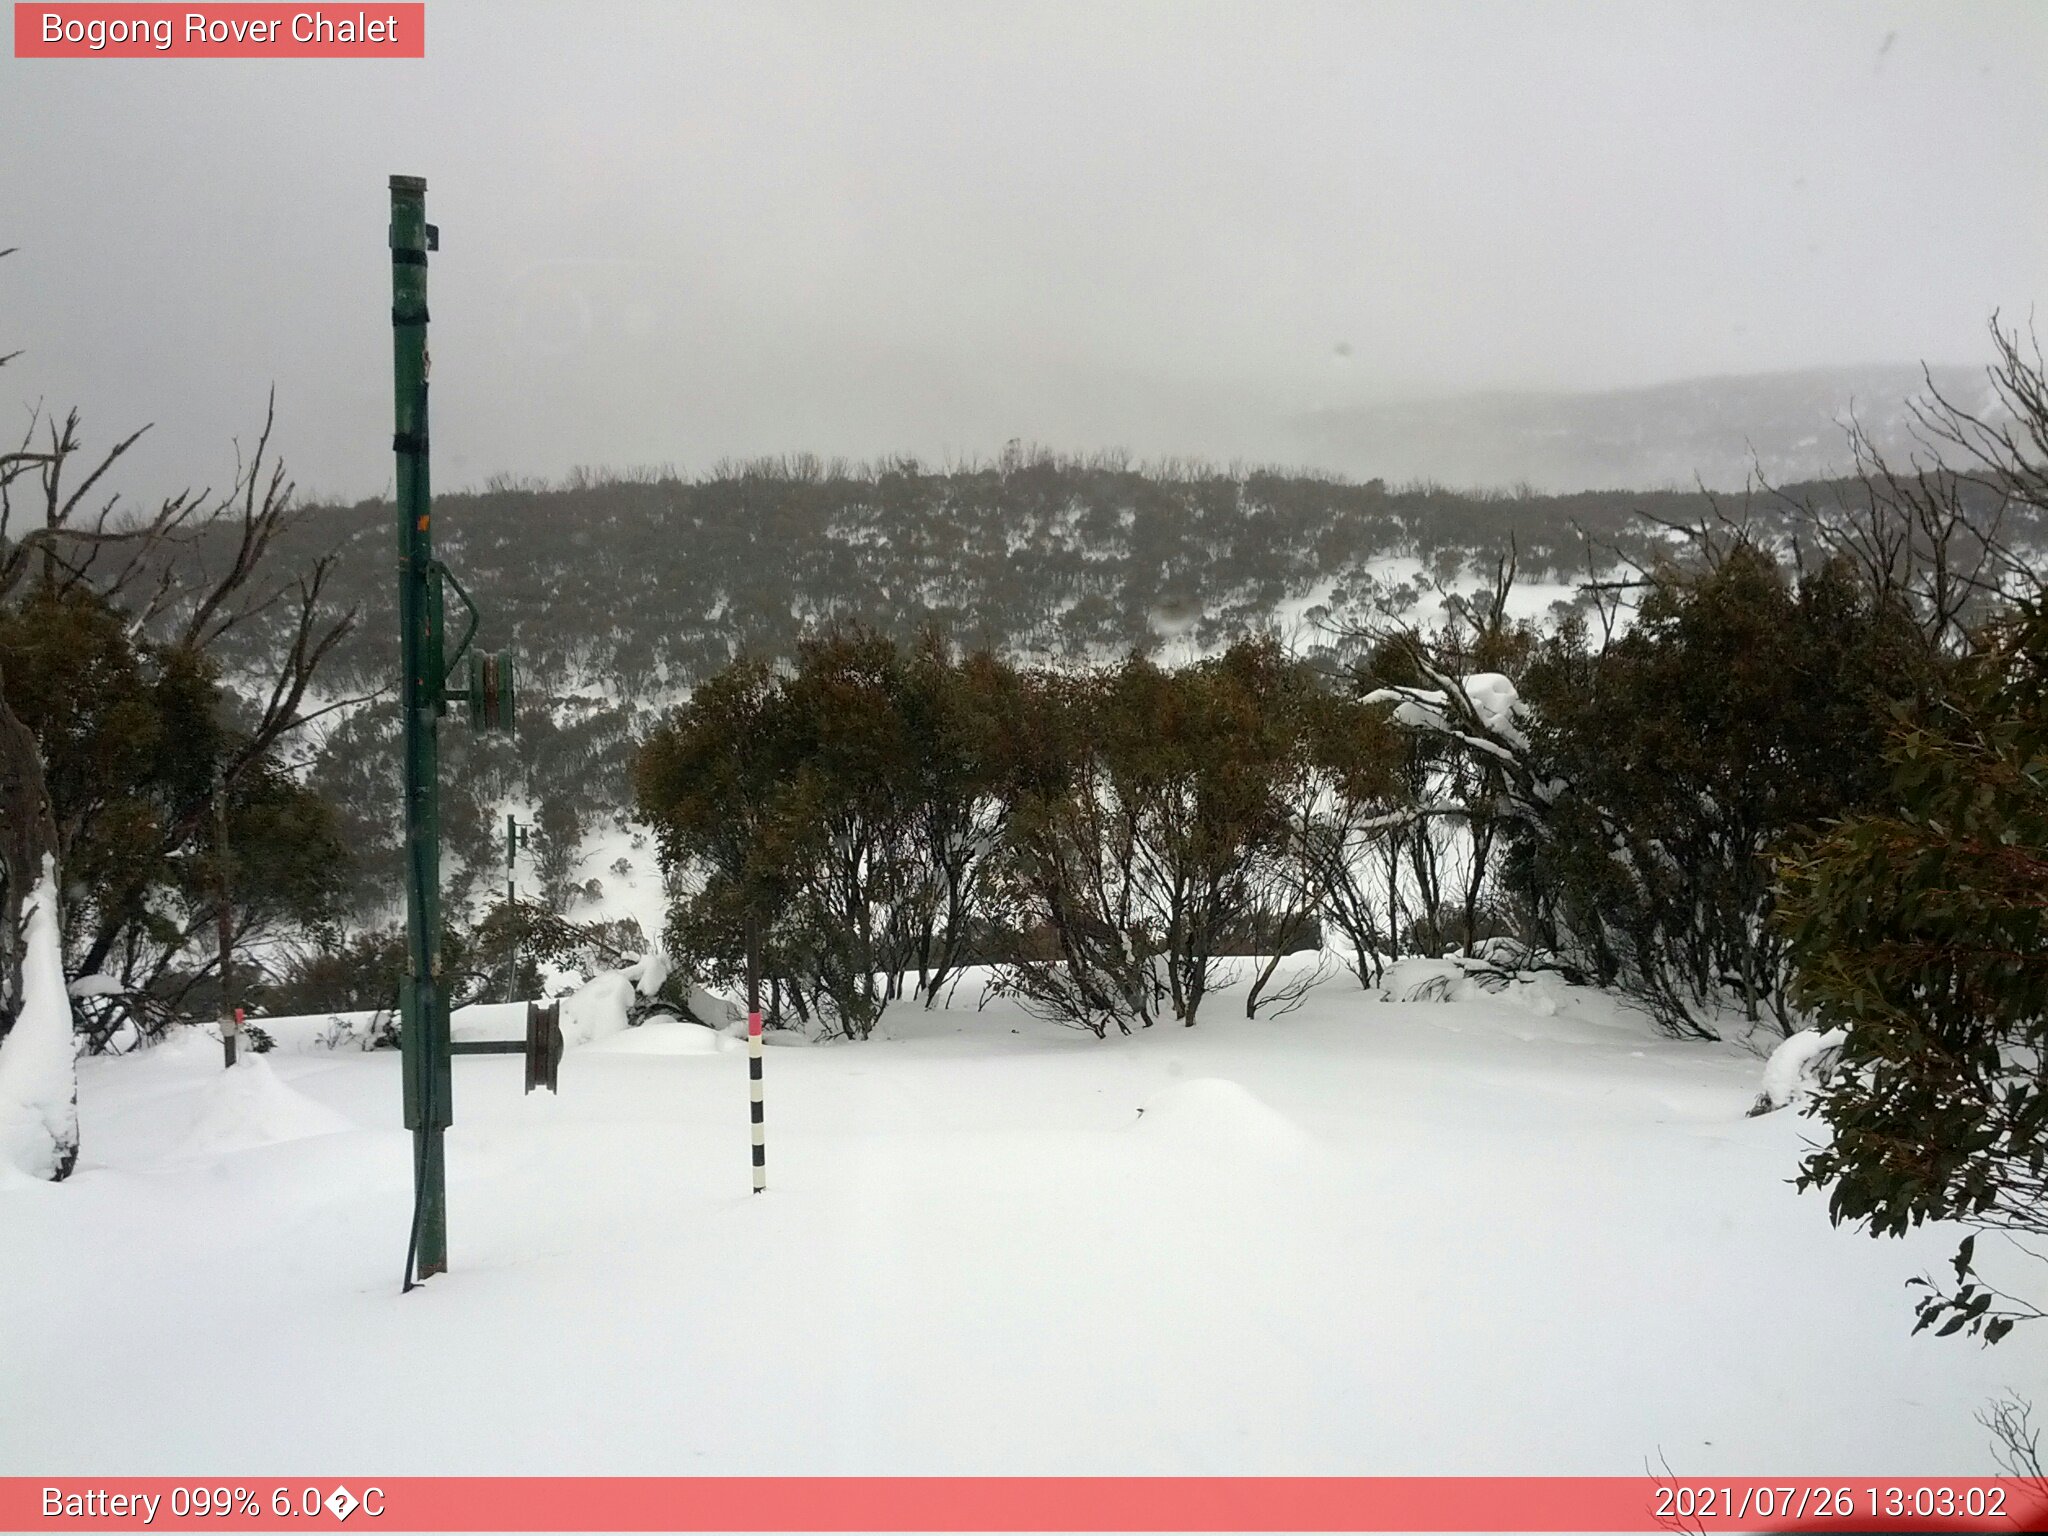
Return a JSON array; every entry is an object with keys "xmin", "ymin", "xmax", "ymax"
[{"xmin": 745, "ymin": 923, "xmax": 766, "ymax": 1192}]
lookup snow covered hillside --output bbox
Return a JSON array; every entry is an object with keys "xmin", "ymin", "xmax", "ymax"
[{"xmin": 1, "ymin": 958, "xmax": 2036, "ymax": 1476}]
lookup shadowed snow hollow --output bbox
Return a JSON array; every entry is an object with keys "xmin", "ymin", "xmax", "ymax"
[
  {"xmin": 173, "ymin": 1057, "xmax": 354, "ymax": 1159},
  {"xmin": 1129, "ymin": 1078, "xmax": 1307, "ymax": 1157}
]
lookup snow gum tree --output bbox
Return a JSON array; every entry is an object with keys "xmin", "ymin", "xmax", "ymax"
[
  {"xmin": 1351, "ymin": 555, "xmax": 1536, "ymax": 962},
  {"xmin": 1777, "ymin": 321, "xmax": 2048, "ymax": 1343},
  {"xmin": 637, "ymin": 631, "xmax": 1021, "ymax": 1038},
  {"xmin": 0, "ymin": 261, "xmax": 354, "ymax": 1176},
  {"xmin": 531, "ymin": 795, "xmax": 587, "ymax": 910},
  {"xmin": 774, "ymin": 628, "xmax": 932, "ymax": 1032},
  {"xmin": 895, "ymin": 638, "xmax": 1019, "ymax": 1005},
  {"xmin": 1507, "ymin": 545, "xmax": 1940, "ymax": 1037},
  {"xmin": 0, "ymin": 587, "xmax": 351, "ymax": 1036},
  {"xmin": 992, "ymin": 639, "xmax": 1313, "ymax": 1033},
  {"xmin": 636, "ymin": 657, "xmax": 799, "ymax": 1019},
  {"xmin": 1291, "ymin": 681, "xmax": 1412, "ymax": 991}
]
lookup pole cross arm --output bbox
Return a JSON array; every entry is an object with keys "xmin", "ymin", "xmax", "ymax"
[
  {"xmin": 433, "ymin": 559, "xmax": 482, "ymax": 684},
  {"xmin": 445, "ymin": 1000, "xmax": 561, "ymax": 1095},
  {"xmin": 427, "ymin": 562, "xmax": 517, "ymax": 731}
]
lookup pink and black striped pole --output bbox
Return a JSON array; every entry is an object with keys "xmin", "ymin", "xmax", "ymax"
[
  {"xmin": 747, "ymin": 928, "xmax": 766, "ymax": 1193},
  {"xmin": 748, "ymin": 1008, "xmax": 766, "ymax": 1191}
]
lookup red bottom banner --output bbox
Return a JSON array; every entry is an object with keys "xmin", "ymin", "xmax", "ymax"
[{"xmin": 7, "ymin": 1477, "xmax": 2046, "ymax": 1533}]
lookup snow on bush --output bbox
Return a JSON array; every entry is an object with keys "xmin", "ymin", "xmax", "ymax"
[
  {"xmin": 1378, "ymin": 957, "xmax": 1474, "ymax": 1002},
  {"xmin": 1362, "ymin": 670, "xmax": 1531, "ymax": 753},
  {"xmin": 538, "ymin": 960, "xmax": 586, "ymax": 999},
  {"xmin": 0, "ymin": 857, "xmax": 78, "ymax": 1180},
  {"xmin": 1460, "ymin": 671, "xmax": 1530, "ymax": 746},
  {"xmin": 1748, "ymin": 1026, "xmax": 1847, "ymax": 1117},
  {"xmin": 558, "ymin": 953, "xmax": 673, "ymax": 1050},
  {"xmin": 624, "ymin": 950, "xmax": 670, "ymax": 998},
  {"xmin": 685, "ymin": 983, "xmax": 743, "ymax": 1032}
]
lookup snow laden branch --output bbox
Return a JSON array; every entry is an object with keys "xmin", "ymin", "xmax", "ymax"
[
  {"xmin": 1356, "ymin": 633, "xmax": 1561, "ymax": 843},
  {"xmin": 1362, "ymin": 668, "xmax": 1536, "ymax": 776},
  {"xmin": 1355, "ymin": 627, "xmax": 1737, "ymax": 1040}
]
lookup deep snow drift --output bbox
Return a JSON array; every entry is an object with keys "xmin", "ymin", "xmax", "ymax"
[{"xmin": 2, "ymin": 958, "xmax": 2039, "ymax": 1476}]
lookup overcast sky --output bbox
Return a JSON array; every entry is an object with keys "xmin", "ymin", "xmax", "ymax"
[{"xmin": 3, "ymin": 0, "xmax": 2043, "ymax": 500}]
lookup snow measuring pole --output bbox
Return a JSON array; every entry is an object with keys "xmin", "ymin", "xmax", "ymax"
[
  {"xmin": 389, "ymin": 175, "xmax": 542, "ymax": 1287},
  {"xmin": 747, "ymin": 923, "xmax": 766, "ymax": 1193}
]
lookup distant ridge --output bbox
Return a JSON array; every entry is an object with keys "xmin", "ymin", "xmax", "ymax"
[{"xmin": 1292, "ymin": 364, "xmax": 1998, "ymax": 494}]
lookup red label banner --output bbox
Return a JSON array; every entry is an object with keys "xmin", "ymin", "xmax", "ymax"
[
  {"xmin": 4, "ymin": 1477, "xmax": 2045, "ymax": 1532},
  {"xmin": 13, "ymin": 4, "xmax": 424, "ymax": 57}
]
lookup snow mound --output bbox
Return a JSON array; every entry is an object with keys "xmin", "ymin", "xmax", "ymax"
[
  {"xmin": 583, "ymin": 1020, "xmax": 738, "ymax": 1056},
  {"xmin": 173, "ymin": 1057, "xmax": 354, "ymax": 1159},
  {"xmin": 1749, "ymin": 1026, "xmax": 1847, "ymax": 1116},
  {"xmin": 154, "ymin": 1023, "xmax": 235, "ymax": 1063},
  {"xmin": 448, "ymin": 1001, "xmax": 530, "ymax": 1047},
  {"xmin": 1131, "ymin": 1078, "xmax": 1306, "ymax": 1155},
  {"xmin": 0, "ymin": 1155, "xmax": 55, "ymax": 1192},
  {"xmin": 229, "ymin": 1009, "xmax": 400, "ymax": 1054}
]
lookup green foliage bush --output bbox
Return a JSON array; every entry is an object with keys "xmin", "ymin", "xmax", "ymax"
[
  {"xmin": 0, "ymin": 585, "xmax": 351, "ymax": 1044},
  {"xmin": 1504, "ymin": 545, "xmax": 1943, "ymax": 1036},
  {"xmin": 637, "ymin": 632, "xmax": 1020, "ymax": 1037},
  {"xmin": 1780, "ymin": 598, "xmax": 2048, "ymax": 1342},
  {"xmin": 638, "ymin": 631, "xmax": 1409, "ymax": 1037}
]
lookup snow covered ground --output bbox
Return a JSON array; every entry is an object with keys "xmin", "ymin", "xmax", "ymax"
[{"xmin": 2, "ymin": 957, "xmax": 2039, "ymax": 1477}]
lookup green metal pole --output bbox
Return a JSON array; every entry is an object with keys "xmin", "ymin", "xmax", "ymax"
[
  {"xmin": 214, "ymin": 764, "xmax": 236, "ymax": 1070},
  {"xmin": 390, "ymin": 174, "xmax": 450, "ymax": 1281}
]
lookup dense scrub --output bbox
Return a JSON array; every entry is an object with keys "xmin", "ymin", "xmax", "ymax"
[
  {"xmin": 631, "ymin": 528, "xmax": 1973, "ymax": 1046},
  {"xmin": 211, "ymin": 453, "xmax": 2026, "ymax": 933}
]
